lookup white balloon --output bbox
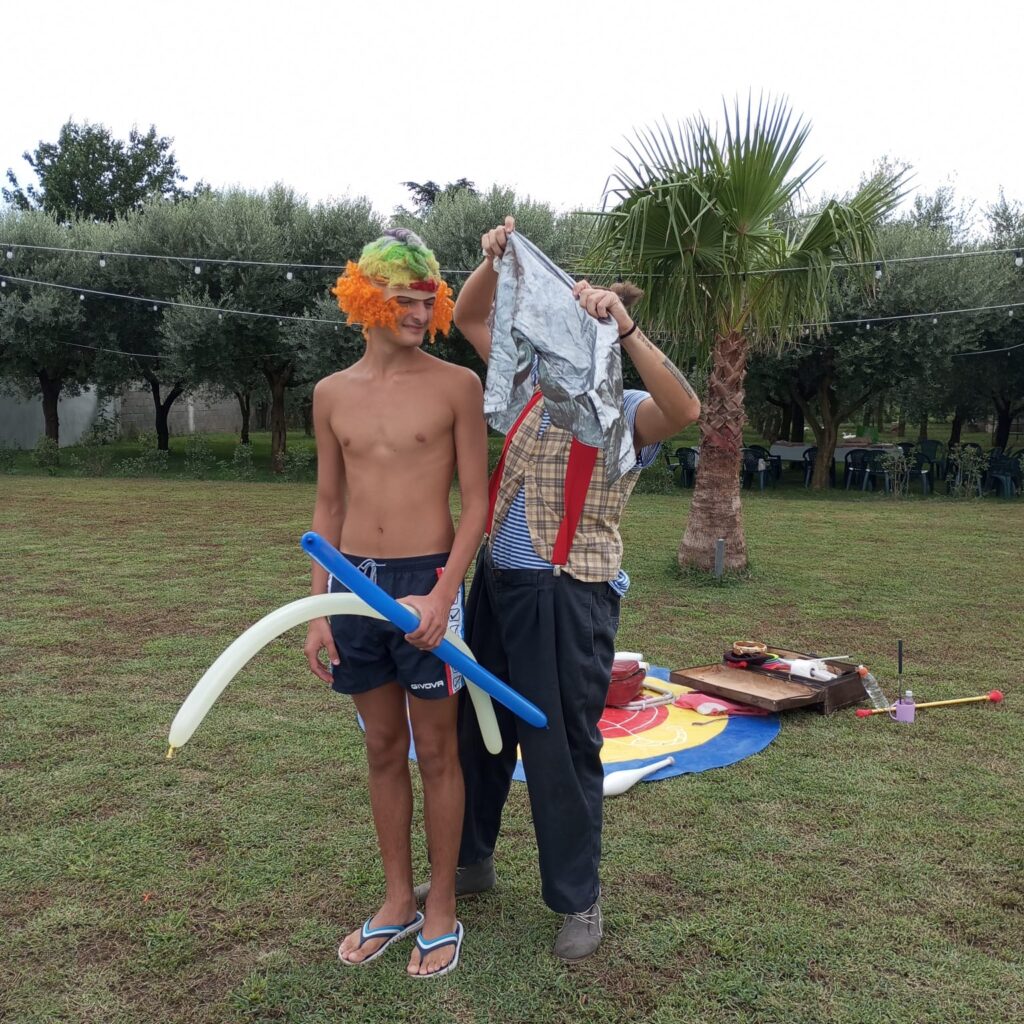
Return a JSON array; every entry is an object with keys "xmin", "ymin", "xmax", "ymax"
[
  {"xmin": 602, "ymin": 756, "xmax": 675, "ymax": 797},
  {"xmin": 167, "ymin": 593, "xmax": 501, "ymax": 755}
]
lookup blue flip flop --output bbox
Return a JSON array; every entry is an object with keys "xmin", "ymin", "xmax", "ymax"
[
  {"xmin": 338, "ymin": 911, "xmax": 424, "ymax": 966},
  {"xmin": 410, "ymin": 920, "xmax": 464, "ymax": 979}
]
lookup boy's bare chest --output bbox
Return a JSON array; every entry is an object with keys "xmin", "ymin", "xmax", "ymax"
[{"xmin": 331, "ymin": 380, "xmax": 453, "ymax": 459}]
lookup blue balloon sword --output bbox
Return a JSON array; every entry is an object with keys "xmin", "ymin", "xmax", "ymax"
[{"xmin": 301, "ymin": 532, "xmax": 548, "ymax": 729}]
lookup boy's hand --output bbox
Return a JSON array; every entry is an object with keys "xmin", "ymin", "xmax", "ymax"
[
  {"xmin": 399, "ymin": 591, "xmax": 453, "ymax": 651},
  {"xmin": 304, "ymin": 618, "xmax": 340, "ymax": 683},
  {"xmin": 572, "ymin": 279, "xmax": 632, "ymax": 333},
  {"xmin": 482, "ymin": 216, "xmax": 515, "ymax": 262}
]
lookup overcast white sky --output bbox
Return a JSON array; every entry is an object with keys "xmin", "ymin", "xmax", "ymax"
[{"xmin": 5, "ymin": 0, "xmax": 1022, "ymax": 221}]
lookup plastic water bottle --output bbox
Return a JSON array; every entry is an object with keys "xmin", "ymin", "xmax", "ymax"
[{"xmin": 857, "ymin": 666, "xmax": 890, "ymax": 710}]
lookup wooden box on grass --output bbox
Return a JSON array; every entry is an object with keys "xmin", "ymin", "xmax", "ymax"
[{"xmin": 669, "ymin": 647, "xmax": 866, "ymax": 715}]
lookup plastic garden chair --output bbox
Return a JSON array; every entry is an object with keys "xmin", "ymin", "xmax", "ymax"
[
  {"xmin": 665, "ymin": 446, "xmax": 697, "ymax": 487},
  {"xmin": 844, "ymin": 448, "xmax": 870, "ymax": 490},
  {"xmin": 918, "ymin": 439, "xmax": 946, "ymax": 479},
  {"xmin": 740, "ymin": 449, "xmax": 767, "ymax": 491},
  {"xmin": 862, "ymin": 450, "xmax": 892, "ymax": 493},
  {"xmin": 747, "ymin": 444, "xmax": 782, "ymax": 483},
  {"xmin": 984, "ymin": 453, "xmax": 1020, "ymax": 497}
]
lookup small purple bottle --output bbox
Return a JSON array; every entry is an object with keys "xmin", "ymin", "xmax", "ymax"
[{"xmin": 892, "ymin": 689, "xmax": 916, "ymax": 724}]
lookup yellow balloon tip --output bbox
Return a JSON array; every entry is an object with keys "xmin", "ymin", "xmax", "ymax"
[{"xmin": 165, "ymin": 745, "xmax": 176, "ymax": 760}]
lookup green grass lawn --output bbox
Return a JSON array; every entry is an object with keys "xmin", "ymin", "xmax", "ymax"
[{"xmin": 1, "ymin": 479, "xmax": 1022, "ymax": 1024}]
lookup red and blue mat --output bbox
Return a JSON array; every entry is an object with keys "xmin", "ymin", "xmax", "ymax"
[{"xmin": 512, "ymin": 666, "xmax": 780, "ymax": 784}]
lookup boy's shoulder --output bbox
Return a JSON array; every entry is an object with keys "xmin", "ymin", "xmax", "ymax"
[
  {"xmin": 423, "ymin": 355, "xmax": 483, "ymax": 391},
  {"xmin": 313, "ymin": 366, "xmax": 359, "ymax": 396}
]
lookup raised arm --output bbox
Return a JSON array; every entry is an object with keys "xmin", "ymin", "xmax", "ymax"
[
  {"xmin": 573, "ymin": 281, "xmax": 701, "ymax": 448},
  {"xmin": 453, "ymin": 215, "xmax": 516, "ymax": 364},
  {"xmin": 303, "ymin": 378, "xmax": 347, "ymax": 682}
]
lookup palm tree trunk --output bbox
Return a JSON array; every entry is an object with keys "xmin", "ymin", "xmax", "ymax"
[{"xmin": 679, "ymin": 330, "xmax": 748, "ymax": 572}]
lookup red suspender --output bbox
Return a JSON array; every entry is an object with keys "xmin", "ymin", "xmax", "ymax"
[
  {"xmin": 485, "ymin": 393, "xmax": 599, "ymax": 572},
  {"xmin": 550, "ymin": 438, "xmax": 599, "ymax": 570},
  {"xmin": 486, "ymin": 391, "xmax": 544, "ymax": 534}
]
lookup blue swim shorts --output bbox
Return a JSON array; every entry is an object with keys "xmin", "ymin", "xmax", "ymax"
[{"xmin": 328, "ymin": 552, "xmax": 465, "ymax": 700}]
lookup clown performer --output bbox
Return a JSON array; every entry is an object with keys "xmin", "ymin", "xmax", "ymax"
[
  {"xmin": 303, "ymin": 228, "xmax": 489, "ymax": 978},
  {"xmin": 416, "ymin": 217, "xmax": 702, "ymax": 961}
]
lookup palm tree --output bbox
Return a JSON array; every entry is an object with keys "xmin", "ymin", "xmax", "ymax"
[{"xmin": 589, "ymin": 96, "xmax": 907, "ymax": 572}]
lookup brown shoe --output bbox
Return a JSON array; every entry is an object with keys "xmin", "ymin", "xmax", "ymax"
[
  {"xmin": 413, "ymin": 857, "xmax": 496, "ymax": 905},
  {"xmin": 552, "ymin": 900, "xmax": 603, "ymax": 962}
]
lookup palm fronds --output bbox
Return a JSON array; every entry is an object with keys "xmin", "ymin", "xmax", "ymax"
[{"xmin": 588, "ymin": 96, "xmax": 909, "ymax": 360}]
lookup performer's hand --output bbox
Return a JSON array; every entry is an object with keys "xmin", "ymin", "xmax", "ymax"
[
  {"xmin": 482, "ymin": 216, "xmax": 515, "ymax": 262},
  {"xmin": 399, "ymin": 591, "xmax": 451, "ymax": 650},
  {"xmin": 572, "ymin": 280, "xmax": 631, "ymax": 332},
  {"xmin": 304, "ymin": 617, "xmax": 340, "ymax": 683}
]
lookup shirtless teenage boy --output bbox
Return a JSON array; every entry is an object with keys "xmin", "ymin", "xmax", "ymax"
[{"xmin": 303, "ymin": 229, "xmax": 488, "ymax": 978}]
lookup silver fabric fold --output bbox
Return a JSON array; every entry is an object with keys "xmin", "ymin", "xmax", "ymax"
[{"xmin": 483, "ymin": 233, "xmax": 634, "ymax": 483}]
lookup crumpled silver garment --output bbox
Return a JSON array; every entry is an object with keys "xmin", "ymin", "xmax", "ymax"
[{"xmin": 483, "ymin": 233, "xmax": 634, "ymax": 483}]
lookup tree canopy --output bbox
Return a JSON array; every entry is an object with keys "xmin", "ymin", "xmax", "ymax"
[{"xmin": 4, "ymin": 120, "xmax": 198, "ymax": 222}]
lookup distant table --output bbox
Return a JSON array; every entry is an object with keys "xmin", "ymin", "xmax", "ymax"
[{"xmin": 769, "ymin": 442, "xmax": 899, "ymax": 464}]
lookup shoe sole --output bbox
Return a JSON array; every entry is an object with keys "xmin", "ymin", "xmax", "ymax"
[{"xmin": 552, "ymin": 944, "xmax": 601, "ymax": 964}]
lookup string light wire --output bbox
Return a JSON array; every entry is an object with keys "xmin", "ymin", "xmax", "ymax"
[
  {"xmin": 1, "ymin": 272, "xmax": 1021, "ymax": 361},
  {"xmin": 3, "ymin": 240, "xmax": 1024, "ymax": 280}
]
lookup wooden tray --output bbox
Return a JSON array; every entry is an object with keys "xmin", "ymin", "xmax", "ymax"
[{"xmin": 670, "ymin": 647, "xmax": 865, "ymax": 714}]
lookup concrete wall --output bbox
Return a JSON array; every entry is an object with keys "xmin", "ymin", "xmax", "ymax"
[
  {"xmin": 0, "ymin": 389, "xmax": 109, "ymax": 448},
  {"xmin": 118, "ymin": 389, "xmax": 241, "ymax": 438},
  {"xmin": 0, "ymin": 387, "xmax": 241, "ymax": 447}
]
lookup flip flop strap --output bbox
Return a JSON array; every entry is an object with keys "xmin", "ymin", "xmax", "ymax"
[
  {"xmin": 416, "ymin": 929, "xmax": 459, "ymax": 953},
  {"xmin": 361, "ymin": 914, "xmax": 420, "ymax": 941}
]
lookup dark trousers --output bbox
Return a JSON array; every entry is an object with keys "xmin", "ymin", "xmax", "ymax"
[{"xmin": 457, "ymin": 550, "xmax": 620, "ymax": 913}]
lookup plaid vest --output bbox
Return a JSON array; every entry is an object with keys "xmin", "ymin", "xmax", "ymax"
[{"xmin": 490, "ymin": 398, "xmax": 641, "ymax": 582}]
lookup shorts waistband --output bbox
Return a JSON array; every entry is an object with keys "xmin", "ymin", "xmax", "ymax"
[{"xmin": 340, "ymin": 551, "xmax": 450, "ymax": 571}]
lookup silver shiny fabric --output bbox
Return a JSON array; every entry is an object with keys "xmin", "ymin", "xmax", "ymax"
[{"xmin": 483, "ymin": 233, "xmax": 634, "ymax": 483}]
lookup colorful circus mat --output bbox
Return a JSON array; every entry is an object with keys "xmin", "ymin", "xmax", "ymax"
[
  {"xmin": 511, "ymin": 666, "xmax": 780, "ymax": 785},
  {"xmin": 393, "ymin": 666, "xmax": 780, "ymax": 785}
]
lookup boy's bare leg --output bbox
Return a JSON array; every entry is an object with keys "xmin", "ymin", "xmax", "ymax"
[
  {"xmin": 338, "ymin": 683, "xmax": 418, "ymax": 963},
  {"xmin": 406, "ymin": 693, "xmax": 462, "ymax": 975}
]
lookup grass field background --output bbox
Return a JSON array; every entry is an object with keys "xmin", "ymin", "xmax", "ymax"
[{"xmin": 2, "ymin": 477, "xmax": 1022, "ymax": 1023}]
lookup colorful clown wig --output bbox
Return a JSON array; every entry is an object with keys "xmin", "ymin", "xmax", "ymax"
[{"xmin": 331, "ymin": 228, "xmax": 454, "ymax": 342}]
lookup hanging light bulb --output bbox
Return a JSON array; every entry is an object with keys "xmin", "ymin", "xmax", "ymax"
[
  {"xmin": 865, "ymin": 322, "xmax": 872, "ymax": 330},
  {"xmin": 79, "ymin": 293, "xmax": 85, "ymax": 301},
  {"xmin": 1015, "ymin": 250, "xmax": 1023, "ymax": 268},
  {"xmin": 5, "ymin": 249, "xmax": 13, "ymax": 260},
  {"xmin": 0, "ymin": 280, "xmax": 6, "ymax": 288},
  {"xmin": 285, "ymin": 270, "xmax": 294, "ymax": 281},
  {"xmin": 932, "ymin": 318, "xmax": 938, "ymax": 325},
  {"xmin": 194, "ymin": 264, "xmax": 202, "ymax": 275},
  {"xmin": 152, "ymin": 305, "xmax": 159, "ymax": 312},
  {"xmin": 874, "ymin": 262, "xmax": 882, "ymax": 280},
  {"xmin": 217, "ymin": 313, "xmax": 223, "ymax": 321},
  {"xmin": 1009, "ymin": 309, "xmax": 1015, "ymax": 317},
  {"xmin": 99, "ymin": 255, "xmax": 107, "ymax": 268}
]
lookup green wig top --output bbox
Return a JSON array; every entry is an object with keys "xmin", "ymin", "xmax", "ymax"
[{"xmin": 357, "ymin": 228, "xmax": 443, "ymax": 291}]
